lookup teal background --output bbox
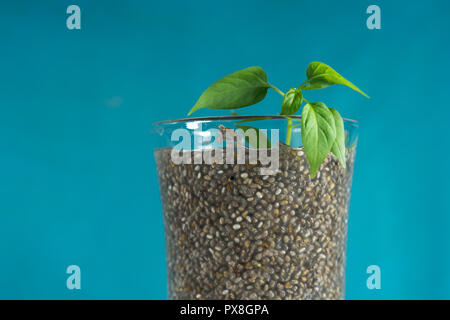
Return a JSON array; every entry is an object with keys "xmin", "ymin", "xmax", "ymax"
[{"xmin": 1, "ymin": 0, "xmax": 449, "ymax": 299}]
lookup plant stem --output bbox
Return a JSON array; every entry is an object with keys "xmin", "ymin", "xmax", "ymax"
[
  {"xmin": 286, "ymin": 118, "xmax": 293, "ymax": 146},
  {"xmin": 270, "ymin": 85, "xmax": 285, "ymax": 96},
  {"xmin": 297, "ymin": 80, "xmax": 309, "ymax": 89}
]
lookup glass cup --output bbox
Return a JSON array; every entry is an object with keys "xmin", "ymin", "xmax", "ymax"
[{"xmin": 152, "ymin": 115, "xmax": 358, "ymax": 300}]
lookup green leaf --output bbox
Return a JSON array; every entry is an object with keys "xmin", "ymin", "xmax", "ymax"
[
  {"xmin": 302, "ymin": 62, "xmax": 369, "ymax": 98},
  {"xmin": 234, "ymin": 124, "xmax": 271, "ymax": 148},
  {"xmin": 329, "ymin": 108, "xmax": 346, "ymax": 168},
  {"xmin": 280, "ymin": 88, "xmax": 303, "ymax": 115},
  {"xmin": 188, "ymin": 67, "xmax": 271, "ymax": 115},
  {"xmin": 301, "ymin": 102, "xmax": 337, "ymax": 178}
]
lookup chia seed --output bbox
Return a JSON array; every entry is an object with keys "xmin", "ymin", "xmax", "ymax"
[{"xmin": 154, "ymin": 143, "xmax": 355, "ymax": 300}]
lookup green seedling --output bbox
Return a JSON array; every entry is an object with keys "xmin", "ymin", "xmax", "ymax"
[{"xmin": 188, "ymin": 62, "xmax": 368, "ymax": 177}]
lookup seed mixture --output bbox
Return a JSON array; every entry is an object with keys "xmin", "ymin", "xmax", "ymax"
[{"xmin": 154, "ymin": 144, "xmax": 355, "ymax": 300}]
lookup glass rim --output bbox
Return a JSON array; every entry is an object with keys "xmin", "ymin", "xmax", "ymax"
[{"xmin": 153, "ymin": 115, "xmax": 359, "ymax": 127}]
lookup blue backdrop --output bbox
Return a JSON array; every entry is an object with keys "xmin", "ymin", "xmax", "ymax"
[{"xmin": 1, "ymin": 0, "xmax": 449, "ymax": 299}]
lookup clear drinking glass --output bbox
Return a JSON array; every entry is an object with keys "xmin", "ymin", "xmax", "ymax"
[{"xmin": 152, "ymin": 115, "xmax": 358, "ymax": 300}]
